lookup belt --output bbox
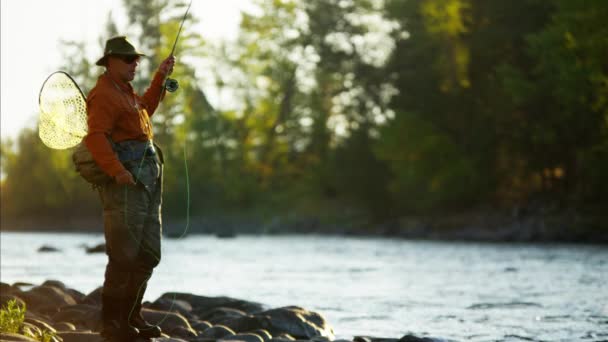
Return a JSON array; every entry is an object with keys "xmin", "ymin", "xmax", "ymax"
[{"xmin": 114, "ymin": 140, "xmax": 156, "ymax": 162}]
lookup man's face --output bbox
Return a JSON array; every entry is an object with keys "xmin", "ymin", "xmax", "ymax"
[{"xmin": 107, "ymin": 55, "xmax": 140, "ymax": 83}]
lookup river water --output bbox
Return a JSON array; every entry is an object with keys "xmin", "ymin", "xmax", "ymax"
[{"xmin": 0, "ymin": 232, "xmax": 606, "ymax": 341}]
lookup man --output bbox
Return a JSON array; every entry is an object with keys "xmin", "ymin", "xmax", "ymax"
[{"xmin": 85, "ymin": 36, "xmax": 175, "ymax": 341}]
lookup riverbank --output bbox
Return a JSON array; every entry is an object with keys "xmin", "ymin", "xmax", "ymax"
[
  {"xmin": 0, "ymin": 279, "xmax": 438, "ymax": 342},
  {"xmin": 2, "ymin": 209, "xmax": 606, "ymax": 243}
]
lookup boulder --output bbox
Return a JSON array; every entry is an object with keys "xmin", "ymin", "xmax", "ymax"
[
  {"xmin": 19, "ymin": 286, "xmax": 77, "ymax": 316},
  {"xmin": 195, "ymin": 306, "xmax": 247, "ymax": 323},
  {"xmin": 80, "ymin": 286, "xmax": 102, "ymax": 305},
  {"xmin": 141, "ymin": 308, "xmax": 196, "ymax": 337},
  {"xmin": 169, "ymin": 325, "xmax": 199, "ymax": 339},
  {"xmin": 212, "ymin": 315, "xmax": 270, "ymax": 333},
  {"xmin": 249, "ymin": 329, "xmax": 273, "ymax": 341},
  {"xmin": 190, "ymin": 320, "xmax": 213, "ymax": 332},
  {"xmin": 148, "ymin": 297, "xmax": 195, "ymax": 319},
  {"xmin": 253, "ymin": 306, "xmax": 334, "ymax": 340},
  {"xmin": 53, "ymin": 321, "xmax": 77, "ymax": 331},
  {"xmin": 1, "ymin": 294, "xmax": 26, "ymax": 309},
  {"xmin": 38, "ymin": 245, "xmax": 60, "ymax": 253},
  {"xmin": 51, "ymin": 304, "xmax": 101, "ymax": 331},
  {"xmin": 220, "ymin": 333, "xmax": 265, "ymax": 342},
  {"xmin": 0, "ymin": 332, "xmax": 39, "ymax": 341},
  {"xmin": 198, "ymin": 325, "xmax": 236, "ymax": 339},
  {"xmin": 57, "ymin": 331, "xmax": 105, "ymax": 342},
  {"xmin": 398, "ymin": 335, "xmax": 457, "ymax": 342},
  {"xmin": 24, "ymin": 317, "xmax": 57, "ymax": 334},
  {"xmin": 85, "ymin": 243, "xmax": 106, "ymax": 254},
  {"xmin": 160, "ymin": 293, "xmax": 265, "ymax": 314}
]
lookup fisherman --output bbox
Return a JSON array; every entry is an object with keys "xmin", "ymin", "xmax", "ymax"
[{"xmin": 85, "ymin": 36, "xmax": 175, "ymax": 341}]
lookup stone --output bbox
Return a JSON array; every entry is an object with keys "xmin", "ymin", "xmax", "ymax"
[
  {"xmin": 249, "ymin": 329, "xmax": 273, "ymax": 341},
  {"xmin": 169, "ymin": 325, "xmax": 199, "ymax": 339},
  {"xmin": 159, "ymin": 292, "xmax": 265, "ymax": 314},
  {"xmin": 80, "ymin": 286, "xmax": 102, "ymax": 305},
  {"xmin": 212, "ymin": 315, "xmax": 268, "ymax": 333},
  {"xmin": 141, "ymin": 308, "xmax": 197, "ymax": 337},
  {"xmin": 51, "ymin": 304, "xmax": 101, "ymax": 331},
  {"xmin": 195, "ymin": 306, "xmax": 247, "ymax": 322},
  {"xmin": 0, "ymin": 294, "xmax": 26, "ymax": 309},
  {"xmin": 220, "ymin": 333, "xmax": 265, "ymax": 342},
  {"xmin": 57, "ymin": 331, "xmax": 105, "ymax": 342},
  {"xmin": 0, "ymin": 332, "xmax": 39, "ymax": 341},
  {"xmin": 53, "ymin": 321, "xmax": 77, "ymax": 331},
  {"xmin": 24, "ymin": 318, "xmax": 56, "ymax": 333},
  {"xmin": 253, "ymin": 306, "xmax": 334, "ymax": 340},
  {"xmin": 199, "ymin": 325, "xmax": 236, "ymax": 339},
  {"xmin": 148, "ymin": 297, "xmax": 195, "ymax": 319},
  {"xmin": 85, "ymin": 243, "xmax": 106, "ymax": 254},
  {"xmin": 38, "ymin": 245, "xmax": 60, "ymax": 253},
  {"xmin": 20, "ymin": 285, "xmax": 77, "ymax": 313},
  {"xmin": 190, "ymin": 320, "xmax": 213, "ymax": 332}
]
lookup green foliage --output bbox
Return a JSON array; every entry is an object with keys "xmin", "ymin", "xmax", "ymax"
[
  {"xmin": 0, "ymin": 299, "xmax": 25, "ymax": 334},
  {"xmin": 2, "ymin": 0, "xmax": 608, "ymax": 228}
]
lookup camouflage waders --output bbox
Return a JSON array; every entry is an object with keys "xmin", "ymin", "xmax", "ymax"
[{"xmin": 98, "ymin": 140, "xmax": 163, "ymax": 340}]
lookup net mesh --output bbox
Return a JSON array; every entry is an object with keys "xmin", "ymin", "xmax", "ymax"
[{"xmin": 38, "ymin": 72, "xmax": 88, "ymax": 149}]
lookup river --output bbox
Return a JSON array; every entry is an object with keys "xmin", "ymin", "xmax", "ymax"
[{"xmin": 0, "ymin": 232, "xmax": 606, "ymax": 341}]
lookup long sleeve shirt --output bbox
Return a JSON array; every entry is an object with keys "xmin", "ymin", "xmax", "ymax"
[{"xmin": 84, "ymin": 72, "xmax": 166, "ymax": 177}]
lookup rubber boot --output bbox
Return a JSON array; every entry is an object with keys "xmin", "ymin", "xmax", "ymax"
[
  {"xmin": 101, "ymin": 294, "xmax": 140, "ymax": 342},
  {"xmin": 127, "ymin": 278, "xmax": 162, "ymax": 339}
]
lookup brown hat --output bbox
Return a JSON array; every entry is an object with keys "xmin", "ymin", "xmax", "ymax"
[{"xmin": 96, "ymin": 36, "xmax": 146, "ymax": 66}]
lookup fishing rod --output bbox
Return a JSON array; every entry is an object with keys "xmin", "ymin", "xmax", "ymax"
[{"xmin": 164, "ymin": 0, "xmax": 193, "ymax": 92}]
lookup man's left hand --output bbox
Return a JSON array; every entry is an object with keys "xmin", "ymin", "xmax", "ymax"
[{"xmin": 159, "ymin": 55, "xmax": 176, "ymax": 76}]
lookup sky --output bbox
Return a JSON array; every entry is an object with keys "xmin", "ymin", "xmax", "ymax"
[{"xmin": 0, "ymin": 0, "xmax": 255, "ymax": 140}]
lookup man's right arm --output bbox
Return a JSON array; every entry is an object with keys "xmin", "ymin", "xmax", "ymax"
[{"xmin": 84, "ymin": 92, "xmax": 133, "ymax": 184}]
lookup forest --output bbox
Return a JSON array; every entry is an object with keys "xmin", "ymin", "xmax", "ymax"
[{"xmin": 1, "ymin": 0, "xmax": 607, "ymax": 235}]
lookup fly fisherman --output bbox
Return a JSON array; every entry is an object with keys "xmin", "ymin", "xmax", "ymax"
[{"xmin": 85, "ymin": 36, "xmax": 175, "ymax": 341}]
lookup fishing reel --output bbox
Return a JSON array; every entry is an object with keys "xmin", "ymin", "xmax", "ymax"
[{"xmin": 165, "ymin": 78, "xmax": 179, "ymax": 92}]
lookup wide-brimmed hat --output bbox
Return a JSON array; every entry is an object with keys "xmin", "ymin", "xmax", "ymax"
[{"xmin": 96, "ymin": 36, "xmax": 146, "ymax": 66}]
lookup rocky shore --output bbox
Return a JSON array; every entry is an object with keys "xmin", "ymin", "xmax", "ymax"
[{"xmin": 0, "ymin": 280, "xmax": 449, "ymax": 342}]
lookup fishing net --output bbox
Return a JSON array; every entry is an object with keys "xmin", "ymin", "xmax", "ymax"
[{"xmin": 38, "ymin": 72, "xmax": 88, "ymax": 149}]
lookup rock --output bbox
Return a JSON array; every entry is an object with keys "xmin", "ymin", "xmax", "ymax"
[
  {"xmin": 85, "ymin": 243, "xmax": 106, "ymax": 254},
  {"xmin": 169, "ymin": 325, "xmax": 199, "ymax": 339},
  {"xmin": 160, "ymin": 292, "xmax": 265, "ymax": 314},
  {"xmin": 20, "ymin": 285, "xmax": 77, "ymax": 315},
  {"xmin": 53, "ymin": 321, "xmax": 77, "ymax": 331},
  {"xmin": 220, "ymin": 333, "xmax": 265, "ymax": 342},
  {"xmin": 1, "ymin": 294, "xmax": 26, "ymax": 309},
  {"xmin": 398, "ymin": 335, "xmax": 458, "ymax": 342},
  {"xmin": 210, "ymin": 315, "xmax": 267, "ymax": 332},
  {"xmin": 199, "ymin": 325, "xmax": 236, "ymax": 339},
  {"xmin": 141, "ymin": 308, "xmax": 196, "ymax": 337},
  {"xmin": 249, "ymin": 329, "xmax": 273, "ymax": 341},
  {"xmin": 195, "ymin": 306, "xmax": 247, "ymax": 323},
  {"xmin": 148, "ymin": 297, "xmax": 195, "ymax": 319},
  {"xmin": 190, "ymin": 320, "xmax": 213, "ymax": 332},
  {"xmin": 57, "ymin": 331, "xmax": 105, "ymax": 342},
  {"xmin": 155, "ymin": 337, "xmax": 190, "ymax": 342},
  {"xmin": 80, "ymin": 286, "xmax": 102, "ymax": 305},
  {"xmin": 41, "ymin": 280, "xmax": 86, "ymax": 303},
  {"xmin": 0, "ymin": 332, "xmax": 39, "ymax": 341},
  {"xmin": 274, "ymin": 333, "xmax": 296, "ymax": 340},
  {"xmin": 38, "ymin": 245, "xmax": 60, "ymax": 252},
  {"xmin": 51, "ymin": 304, "xmax": 101, "ymax": 331},
  {"xmin": 253, "ymin": 306, "xmax": 334, "ymax": 340},
  {"xmin": 24, "ymin": 317, "xmax": 57, "ymax": 333}
]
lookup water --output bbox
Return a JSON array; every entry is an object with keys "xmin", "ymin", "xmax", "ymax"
[{"xmin": 1, "ymin": 232, "xmax": 607, "ymax": 341}]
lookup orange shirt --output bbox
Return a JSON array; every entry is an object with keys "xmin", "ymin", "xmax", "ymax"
[{"xmin": 84, "ymin": 72, "xmax": 166, "ymax": 177}]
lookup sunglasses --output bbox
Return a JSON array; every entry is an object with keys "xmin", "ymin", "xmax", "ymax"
[{"xmin": 116, "ymin": 55, "xmax": 140, "ymax": 64}]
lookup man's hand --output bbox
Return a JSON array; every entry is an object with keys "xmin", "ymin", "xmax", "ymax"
[
  {"xmin": 159, "ymin": 55, "xmax": 176, "ymax": 76},
  {"xmin": 115, "ymin": 170, "xmax": 136, "ymax": 186}
]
